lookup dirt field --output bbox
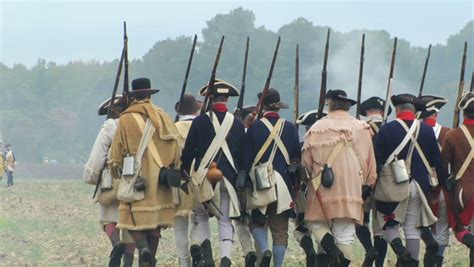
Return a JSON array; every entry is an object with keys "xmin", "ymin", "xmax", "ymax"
[{"xmin": 0, "ymin": 179, "xmax": 469, "ymax": 266}]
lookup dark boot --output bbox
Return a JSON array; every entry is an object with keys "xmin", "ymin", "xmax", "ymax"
[
  {"xmin": 201, "ymin": 239, "xmax": 215, "ymax": 267},
  {"xmin": 220, "ymin": 257, "xmax": 231, "ymax": 267},
  {"xmin": 421, "ymin": 228, "xmax": 439, "ymax": 267},
  {"xmin": 411, "ymin": 259, "xmax": 419, "ymax": 267},
  {"xmin": 122, "ymin": 251, "xmax": 134, "ymax": 267},
  {"xmin": 434, "ymin": 256, "xmax": 443, "ymax": 267},
  {"xmin": 109, "ymin": 243, "xmax": 126, "ymax": 267},
  {"xmin": 191, "ymin": 244, "xmax": 203, "ymax": 267},
  {"xmin": 259, "ymin": 250, "xmax": 272, "ymax": 267},
  {"xmin": 320, "ymin": 233, "xmax": 344, "ymax": 266},
  {"xmin": 316, "ymin": 254, "xmax": 329, "ymax": 266},
  {"xmin": 244, "ymin": 251, "xmax": 257, "ymax": 267},
  {"xmin": 356, "ymin": 224, "xmax": 374, "ymax": 252},
  {"xmin": 138, "ymin": 247, "xmax": 152, "ymax": 267},
  {"xmin": 390, "ymin": 238, "xmax": 411, "ymax": 267},
  {"xmin": 362, "ymin": 247, "xmax": 378, "ymax": 267},
  {"xmin": 374, "ymin": 236, "xmax": 387, "ymax": 267},
  {"xmin": 463, "ymin": 233, "xmax": 474, "ymax": 249},
  {"xmin": 300, "ymin": 235, "xmax": 317, "ymax": 267}
]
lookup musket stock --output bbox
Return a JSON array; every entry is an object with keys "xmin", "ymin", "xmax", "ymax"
[
  {"xmin": 317, "ymin": 29, "xmax": 331, "ymax": 119},
  {"xmin": 175, "ymin": 34, "xmax": 198, "ymax": 122},
  {"xmin": 356, "ymin": 34, "xmax": 365, "ymax": 119},
  {"xmin": 453, "ymin": 41, "xmax": 468, "ymax": 128}
]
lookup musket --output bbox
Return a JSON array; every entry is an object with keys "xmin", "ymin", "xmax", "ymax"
[
  {"xmin": 294, "ymin": 44, "xmax": 300, "ymax": 128},
  {"xmin": 106, "ymin": 23, "xmax": 127, "ymax": 119},
  {"xmin": 235, "ymin": 36, "xmax": 250, "ymax": 118},
  {"xmin": 255, "ymin": 36, "xmax": 281, "ymax": 119},
  {"xmin": 383, "ymin": 37, "xmax": 398, "ymax": 123},
  {"xmin": 122, "ymin": 21, "xmax": 130, "ymax": 105},
  {"xmin": 201, "ymin": 36, "xmax": 225, "ymax": 115},
  {"xmin": 453, "ymin": 41, "xmax": 468, "ymax": 128},
  {"xmin": 470, "ymin": 71, "xmax": 474, "ymax": 93},
  {"xmin": 317, "ymin": 29, "xmax": 330, "ymax": 119},
  {"xmin": 175, "ymin": 34, "xmax": 198, "ymax": 122},
  {"xmin": 418, "ymin": 44, "xmax": 432, "ymax": 97},
  {"xmin": 356, "ymin": 34, "xmax": 365, "ymax": 119}
]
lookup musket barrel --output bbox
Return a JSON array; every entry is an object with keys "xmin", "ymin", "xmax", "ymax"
[
  {"xmin": 453, "ymin": 41, "xmax": 468, "ymax": 128},
  {"xmin": 175, "ymin": 34, "xmax": 198, "ymax": 122},
  {"xmin": 123, "ymin": 21, "xmax": 129, "ymax": 104},
  {"xmin": 418, "ymin": 44, "xmax": 432, "ymax": 97},
  {"xmin": 236, "ymin": 36, "xmax": 250, "ymax": 116},
  {"xmin": 356, "ymin": 34, "xmax": 365, "ymax": 119},
  {"xmin": 256, "ymin": 36, "xmax": 281, "ymax": 119},
  {"xmin": 383, "ymin": 37, "xmax": 398, "ymax": 123},
  {"xmin": 201, "ymin": 36, "xmax": 225, "ymax": 114},
  {"xmin": 317, "ymin": 29, "xmax": 331, "ymax": 119},
  {"xmin": 294, "ymin": 44, "xmax": 300, "ymax": 128},
  {"xmin": 107, "ymin": 24, "xmax": 127, "ymax": 118}
]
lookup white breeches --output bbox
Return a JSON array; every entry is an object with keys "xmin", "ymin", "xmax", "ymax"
[
  {"xmin": 308, "ymin": 218, "xmax": 355, "ymax": 246},
  {"xmin": 175, "ymin": 215, "xmax": 192, "ymax": 267},
  {"xmin": 433, "ymin": 192, "xmax": 450, "ymax": 246}
]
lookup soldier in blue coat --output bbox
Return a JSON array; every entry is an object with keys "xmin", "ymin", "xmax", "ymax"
[
  {"xmin": 181, "ymin": 79, "xmax": 245, "ymax": 267},
  {"xmin": 242, "ymin": 88, "xmax": 301, "ymax": 267},
  {"xmin": 374, "ymin": 94, "xmax": 443, "ymax": 267}
]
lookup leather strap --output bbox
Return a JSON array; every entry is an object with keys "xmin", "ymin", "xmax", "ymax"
[
  {"xmin": 456, "ymin": 125, "xmax": 474, "ymax": 180},
  {"xmin": 261, "ymin": 118, "xmax": 290, "ymax": 165},
  {"xmin": 368, "ymin": 121, "xmax": 380, "ymax": 134},
  {"xmin": 384, "ymin": 119, "xmax": 418, "ymax": 167},
  {"xmin": 132, "ymin": 113, "xmax": 164, "ymax": 168},
  {"xmin": 210, "ymin": 113, "xmax": 236, "ymax": 171},
  {"xmin": 252, "ymin": 118, "xmax": 285, "ymax": 167}
]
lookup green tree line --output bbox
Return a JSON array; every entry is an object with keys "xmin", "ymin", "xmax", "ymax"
[{"xmin": 1, "ymin": 7, "xmax": 473, "ymax": 162}]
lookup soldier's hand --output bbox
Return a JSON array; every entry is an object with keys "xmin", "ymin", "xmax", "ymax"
[{"xmin": 362, "ymin": 185, "xmax": 372, "ymax": 200}]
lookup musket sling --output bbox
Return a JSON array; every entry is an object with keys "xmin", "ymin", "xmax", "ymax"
[{"xmin": 455, "ymin": 125, "xmax": 474, "ymax": 180}]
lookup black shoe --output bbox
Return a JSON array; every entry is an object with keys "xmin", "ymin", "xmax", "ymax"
[
  {"xmin": 201, "ymin": 239, "xmax": 215, "ymax": 267},
  {"xmin": 316, "ymin": 254, "xmax": 329, "ymax": 266},
  {"xmin": 320, "ymin": 233, "xmax": 345, "ymax": 266},
  {"xmin": 109, "ymin": 243, "xmax": 126, "ymax": 267},
  {"xmin": 390, "ymin": 238, "xmax": 411, "ymax": 267},
  {"xmin": 463, "ymin": 233, "xmax": 474, "ymax": 249},
  {"xmin": 362, "ymin": 247, "xmax": 378, "ymax": 267},
  {"xmin": 220, "ymin": 257, "xmax": 231, "ymax": 267},
  {"xmin": 260, "ymin": 250, "xmax": 272, "ymax": 267},
  {"xmin": 138, "ymin": 247, "xmax": 152, "ymax": 267},
  {"xmin": 300, "ymin": 235, "xmax": 317, "ymax": 267},
  {"xmin": 244, "ymin": 251, "xmax": 257, "ymax": 267},
  {"xmin": 421, "ymin": 229, "xmax": 439, "ymax": 267},
  {"xmin": 434, "ymin": 256, "xmax": 443, "ymax": 267},
  {"xmin": 191, "ymin": 244, "xmax": 203, "ymax": 267}
]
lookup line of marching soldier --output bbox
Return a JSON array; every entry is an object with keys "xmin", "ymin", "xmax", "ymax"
[{"xmin": 84, "ymin": 76, "xmax": 473, "ymax": 267}]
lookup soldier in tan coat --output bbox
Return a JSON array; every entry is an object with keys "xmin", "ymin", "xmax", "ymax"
[
  {"xmin": 110, "ymin": 78, "xmax": 181, "ymax": 266},
  {"xmin": 302, "ymin": 90, "xmax": 377, "ymax": 266}
]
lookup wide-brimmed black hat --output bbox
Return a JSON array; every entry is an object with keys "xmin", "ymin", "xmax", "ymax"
[
  {"xmin": 199, "ymin": 79, "xmax": 239, "ymax": 97},
  {"xmin": 98, "ymin": 95, "xmax": 125, "ymax": 116},
  {"xmin": 459, "ymin": 92, "xmax": 474, "ymax": 112},
  {"xmin": 129, "ymin": 78, "xmax": 160, "ymax": 98},
  {"xmin": 175, "ymin": 94, "xmax": 202, "ymax": 115},
  {"xmin": 418, "ymin": 95, "xmax": 448, "ymax": 119},
  {"xmin": 296, "ymin": 110, "xmax": 327, "ymax": 126},
  {"xmin": 390, "ymin": 93, "xmax": 425, "ymax": 111},
  {"xmin": 257, "ymin": 88, "xmax": 289, "ymax": 109},
  {"xmin": 359, "ymin": 96, "xmax": 392, "ymax": 117},
  {"xmin": 325, "ymin": 89, "xmax": 357, "ymax": 106}
]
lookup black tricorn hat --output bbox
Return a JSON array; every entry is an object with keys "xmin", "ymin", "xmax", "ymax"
[
  {"xmin": 390, "ymin": 93, "xmax": 425, "ymax": 111},
  {"xmin": 240, "ymin": 105, "xmax": 257, "ymax": 119},
  {"xmin": 199, "ymin": 79, "xmax": 239, "ymax": 97},
  {"xmin": 459, "ymin": 92, "xmax": 474, "ymax": 112},
  {"xmin": 257, "ymin": 88, "xmax": 289, "ymax": 109},
  {"xmin": 98, "ymin": 95, "xmax": 125, "ymax": 116},
  {"xmin": 175, "ymin": 94, "xmax": 202, "ymax": 115},
  {"xmin": 129, "ymin": 78, "xmax": 160, "ymax": 98},
  {"xmin": 325, "ymin": 89, "xmax": 357, "ymax": 106},
  {"xmin": 359, "ymin": 96, "xmax": 392, "ymax": 117},
  {"xmin": 418, "ymin": 95, "xmax": 448, "ymax": 119},
  {"xmin": 296, "ymin": 109, "xmax": 327, "ymax": 126}
]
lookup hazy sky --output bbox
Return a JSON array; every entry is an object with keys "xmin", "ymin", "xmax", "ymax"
[{"xmin": 1, "ymin": 0, "xmax": 473, "ymax": 67}]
